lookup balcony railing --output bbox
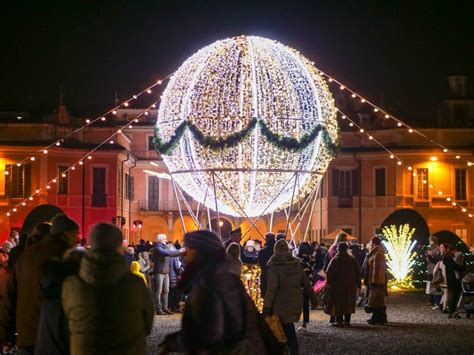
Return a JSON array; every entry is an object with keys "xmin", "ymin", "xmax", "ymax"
[
  {"xmin": 138, "ymin": 199, "xmax": 199, "ymax": 212},
  {"xmin": 337, "ymin": 196, "xmax": 353, "ymax": 208}
]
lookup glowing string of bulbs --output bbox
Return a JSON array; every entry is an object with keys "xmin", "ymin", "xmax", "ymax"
[
  {"xmin": 1, "ymin": 74, "xmax": 173, "ymax": 176},
  {"xmin": 336, "ymin": 110, "xmax": 473, "ymax": 219},
  {"xmin": 4, "ymin": 96, "xmax": 165, "ymax": 217},
  {"xmin": 317, "ymin": 69, "xmax": 473, "ymax": 168}
]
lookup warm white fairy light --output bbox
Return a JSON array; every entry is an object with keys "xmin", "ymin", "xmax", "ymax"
[
  {"xmin": 157, "ymin": 35, "xmax": 338, "ymax": 217},
  {"xmin": 382, "ymin": 224, "xmax": 417, "ymax": 289}
]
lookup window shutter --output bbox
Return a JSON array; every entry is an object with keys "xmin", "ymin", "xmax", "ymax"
[
  {"xmin": 352, "ymin": 169, "xmax": 359, "ymax": 196},
  {"xmin": 5, "ymin": 165, "xmax": 12, "ymax": 197},
  {"xmin": 332, "ymin": 169, "xmax": 339, "ymax": 196},
  {"xmin": 24, "ymin": 164, "xmax": 31, "ymax": 196}
]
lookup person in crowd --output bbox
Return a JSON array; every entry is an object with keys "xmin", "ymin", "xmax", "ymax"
[
  {"xmin": 78, "ymin": 237, "xmax": 87, "ymax": 249},
  {"xmin": 138, "ymin": 251, "xmax": 151, "ymax": 274},
  {"xmin": 276, "ymin": 233, "xmax": 286, "ymax": 241},
  {"xmin": 145, "ymin": 240, "xmax": 153, "ymax": 252},
  {"xmin": 363, "ymin": 236, "xmax": 388, "ymax": 325},
  {"xmin": 425, "ymin": 235, "xmax": 442, "ymax": 308},
  {"xmin": 226, "ymin": 242, "xmax": 243, "ymax": 277},
  {"xmin": 324, "ymin": 232, "xmax": 347, "ymax": 271},
  {"xmin": 243, "ymin": 240, "xmax": 258, "ymax": 263},
  {"xmin": 257, "ymin": 232, "xmax": 276, "ymax": 297},
  {"xmin": 8, "ymin": 233, "xmax": 28, "ymax": 271},
  {"xmin": 174, "ymin": 240, "xmax": 182, "ymax": 250},
  {"xmin": 297, "ymin": 242, "xmax": 315, "ymax": 331},
  {"xmin": 124, "ymin": 246, "xmax": 135, "ymax": 268},
  {"xmin": 26, "ymin": 222, "xmax": 51, "ymax": 248},
  {"xmin": 161, "ymin": 230, "xmax": 263, "ymax": 354},
  {"xmin": 0, "ymin": 247, "xmax": 8, "ymax": 303},
  {"xmin": 255, "ymin": 240, "xmax": 262, "ymax": 252},
  {"xmin": 167, "ymin": 242, "xmax": 183, "ymax": 313},
  {"xmin": 8, "ymin": 230, "xmax": 19, "ymax": 248},
  {"xmin": 35, "ymin": 247, "xmax": 85, "ymax": 355},
  {"xmin": 434, "ymin": 244, "xmax": 465, "ymax": 318},
  {"xmin": 0, "ymin": 213, "xmax": 79, "ymax": 353},
  {"xmin": 136, "ymin": 239, "xmax": 147, "ymax": 258},
  {"xmin": 151, "ymin": 233, "xmax": 184, "ymax": 315},
  {"xmin": 326, "ymin": 242, "xmax": 361, "ymax": 326},
  {"xmin": 264, "ymin": 239, "xmax": 317, "ymax": 355},
  {"xmin": 224, "ymin": 227, "xmax": 242, "ymax": 249},
  {"xmin": 313, "ymin": 242, "xmax": 327, "ymax": 282},
  {"xmin": 1, "ymin": 241, "xmax": 13, "ymax": 254},
  {"xmin": 131, "ymin": 261, "xmax": 147, "ymax": 286},
  {"xmin": 62, "ymin": 223, "xmax": 154, "ymax": 355},
  {"xmin": 349, "ymin": 240, "xmax": 366, "ymax": 268}
]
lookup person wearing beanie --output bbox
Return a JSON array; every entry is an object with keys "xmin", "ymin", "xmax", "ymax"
[
  {"xmin": 62, "ymin": 223, "xmax": 154, "ymax": 355},
  {"xmin": 242, "ymin": 239, "xmax": 258, "ymax": 264},
  {"xmin": 363, "ymin": 235, "xmax": 388, "ymax": 325},
  {"xmin": 275, "ymin": 233, "xmax": 286, "ymax": 241},
  {"xmin": 263, "ymin": 239, "xmax": 317, "ymax": 354},
  {"xmin": 0, "ymin": 214, "xmax": 78, "ymax": 352},
  {"xmin": 161, "ymin": 230, "xmax": 266, "ymax": 354},
  {"xmin": 131, "ymin": 261, "xmax": 147, "ymax": 286},
  {"xmin": 258, "ymin": 232, "xmax": 276, "ymax": 297},
  {"xmin": 325, "ymin": 242, "xmax": 361, "ymax": 326},
  {"xmin": 426, "ymin": 235, "xmax": 442, "ymax": 308}
]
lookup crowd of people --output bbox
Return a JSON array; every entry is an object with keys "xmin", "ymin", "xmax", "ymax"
[{"xmin": 0, "ymin": 214, "xmax": 472, "ymax": 354}]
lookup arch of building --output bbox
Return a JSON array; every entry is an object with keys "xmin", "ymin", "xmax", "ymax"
[
  {"xmin": 141, "ymin": 215, "xmax": 169, "ymax": 242},
  {"xmin": 172, "ymin": 216, "xmax": 199, "ymax": 243},
  {"xmin": 208, "ymin": 217, "xmax": 234, "ymax": 240}
]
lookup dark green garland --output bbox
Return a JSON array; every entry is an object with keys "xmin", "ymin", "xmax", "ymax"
[{"xmin": 154, "ymin": 118, "xmax": 340, "ymax": 157}]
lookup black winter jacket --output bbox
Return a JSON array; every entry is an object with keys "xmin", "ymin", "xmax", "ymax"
[{"xmin": 151, "ymin": 242, "xmax": 181, "ymax": 274}]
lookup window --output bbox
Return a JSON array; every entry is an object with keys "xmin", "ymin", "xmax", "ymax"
[
  {"xmin": 416, "ymin": 168, "xmax": 429, "ymax": 200},
  {"xmin": 375, "ymin": 168, "xmax": 386, "ymax": 196},
  {"xmin": 4, "ymin": 164, "xmax": 31, "ymax": 198},
  {"xmin": 455, "ymin": 169, "xmax": 467, "ymax": 200},
  {"xmin": 332, "ymin": 169, "xmax": 359, "ymax": 196},
  {"xmin": 58, "ymin": 166, "xmax": 68, "ymax": 194},
  {"xmin": 125, "ymin": 173, "xmax": 134, "ymax": 200},
  {"xmin": 92, "ymin": 167, "xmax": 106, "ymax": 207},
  {"xmin": 148, "ymin": 136, "xmax": 155, "ymax": 151},
  {"xmin": 148, "ymin": 176, "xmax": 160, "ymax": 210},
  {"xmin": 454, "ymin": 228, "xmax": 468, "ymax": 243}
]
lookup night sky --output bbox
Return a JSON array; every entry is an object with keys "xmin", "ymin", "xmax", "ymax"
[{"xmin": 1, "ymin": 0, "xmax": 473, "ymax": 123}]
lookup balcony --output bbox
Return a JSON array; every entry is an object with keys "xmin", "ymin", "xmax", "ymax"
[
  {"xmin": 92, "ymin": 194, "xmax": 107, "ymax": 207},
  {"xmin": 138, "ymin": 199, "xmax": 199, "ymax": 212},
  {"xmin": 337, "ymin": 196, "xmax": 353, "ymax": 208}
]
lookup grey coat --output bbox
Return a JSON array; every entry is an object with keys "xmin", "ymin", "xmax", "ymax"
[
  {"xmin": 426, "ymin": 244, "xmax": 441, "ymax": 276},
  {"xmin": 263, "ymin": 252, "xmax": 314, "ymax": 323}
]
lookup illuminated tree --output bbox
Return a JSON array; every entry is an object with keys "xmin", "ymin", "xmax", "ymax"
[{"xmin": 382, "ymin": 224, "xmax": 417, "ymax": 289}]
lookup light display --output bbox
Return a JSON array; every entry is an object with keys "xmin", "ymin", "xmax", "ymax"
[
  {"xmin": 241, "ymin": 264, "xmax": 263, "ymax": 311},
  {"xmin": 382, "ymin": 224, "xmax": 417, "ymax": 289},
  {"xmin": 156, "ymin": 36, "xmax": 339, "ymax": 217}
]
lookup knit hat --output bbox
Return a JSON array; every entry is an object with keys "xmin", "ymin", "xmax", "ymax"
[
  {"xmin": 337, "ymin": 242, "xmax": 349, "ymax": 252},
  {"xmin": 429, "ymin": 235, "xmax": 439, "ymax": 244},
  {"xmin": 50, "ymin": 214, "xmax": 79, "ymax": 236},
  {"xmin": 89, "ymin": 223, "xmax": 123, "ymax": 252},
  {"xmin": 184, "ymin": 230, "xmax": 224, "ymax": 254},
  {"xmin": 274, "ymin": 239, "xmax": 289, "ymax": 255},
  {"xmin": 245, "ymin": 240, "xmax": 256, "ymax": 248},
  {"xmin": 371, "ymin": 236, "xmax": 382, "ymax": 246}
]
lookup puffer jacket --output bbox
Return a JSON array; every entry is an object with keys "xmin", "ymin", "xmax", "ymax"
[
  {"xmin": 151, "ymin": 242, "xmax": 181, "ymax": 274},
  {"xmin": 0, "ymin": 234, "xmax": 71, "ymax": 347},
  {"xmin": 62, "ymin": 251, "xmax": 154, "ymax": 355},
  {"xmin": 264, "ymin": 252, "xmax": 314, "ymax": 323}
]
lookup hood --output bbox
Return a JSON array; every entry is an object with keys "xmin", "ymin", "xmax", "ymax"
[
  {"xmin": 268, "ymin": 251, "xmax": 301, "ymax": 266},
  {"xmin": 130, "ymin": 261, "xmax": 141, "ymax": 273},
  {"xmin": 368, "ymin": 244, "xmax": 385, "ymax": 257},
  {"xmin": 79, "ymin": 251, "xmax": 129, "ymax": 284}
]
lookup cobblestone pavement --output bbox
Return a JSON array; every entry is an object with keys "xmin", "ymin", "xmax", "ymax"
[{"xmin": 147, "ymin": 292, "xmax": 474, "ymax": 354}]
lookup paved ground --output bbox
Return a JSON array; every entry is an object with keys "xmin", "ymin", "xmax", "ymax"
[{"xmin": 147, "ymin": 291, "xmax": 474, "ymax": 354}]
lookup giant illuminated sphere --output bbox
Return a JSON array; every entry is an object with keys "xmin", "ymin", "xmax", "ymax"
[{"xmin": 156, "ymin": 36, "xmax": 338, "ymax": 217}]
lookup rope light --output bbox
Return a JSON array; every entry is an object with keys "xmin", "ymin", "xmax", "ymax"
[
  {"xmin": 4, "ymin": 98, "xmax": 163, "ymax": 217},
  {"xmin": 0, "ymin": 73, "xmax": 173, "ymax": 175},
  {"xmin": 318, "ymin": 69, "xmax": 473, "ymax": 167},
  {"xmin": 335, "ymin": 111, "xmax": 473, "ymax": 219}
]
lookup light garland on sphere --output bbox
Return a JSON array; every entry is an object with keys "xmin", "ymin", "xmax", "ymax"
[
  {"xmin": 156, "ymin": 36, "xmax": 339, "ymax": 217},
  {"xmin": 241, "ymin": 264, "xmax": 264, "ymax": 311}
]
